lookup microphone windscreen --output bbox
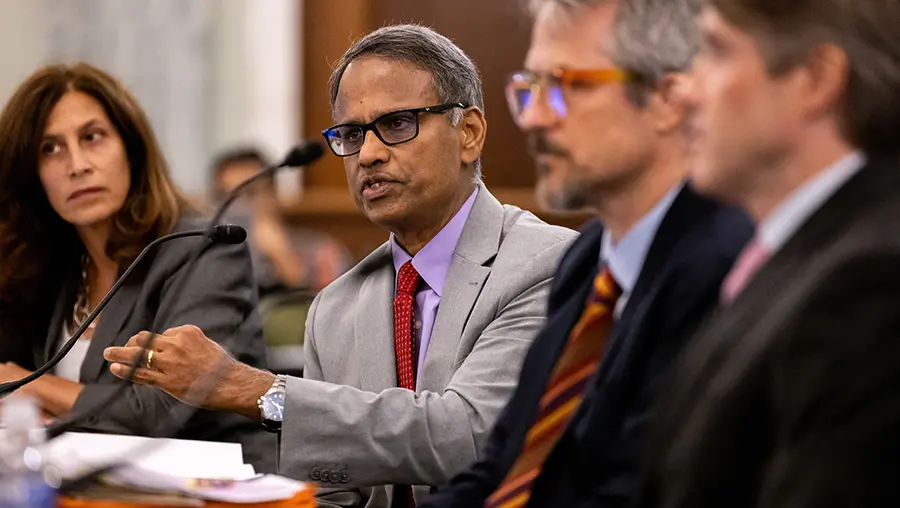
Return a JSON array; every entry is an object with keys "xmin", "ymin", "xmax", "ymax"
[
  {"xmin": 280, "ymin": 141, "xmax": 324, "ymax": 168},
  {"xmin": 207, "ymin": 225, "xmax": 248, "ymax": 244}
]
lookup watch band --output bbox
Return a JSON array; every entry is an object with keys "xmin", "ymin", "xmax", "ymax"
[{"xmin": 258, "ymin": 375, "xmax": 286, "ymax": 433}]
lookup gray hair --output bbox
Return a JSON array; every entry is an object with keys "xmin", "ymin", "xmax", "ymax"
[
  {"xmin": 530, "ymin": 0, "xmax": 702, "ymax": 105},
  {"xmin": 329, "ymin": 24, "xmax": 485, "ymax": 179}
]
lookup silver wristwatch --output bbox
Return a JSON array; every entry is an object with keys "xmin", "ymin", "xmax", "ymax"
[{"xmin": 258, "ymin": 375, "xmax": 286, "ymax": 433}]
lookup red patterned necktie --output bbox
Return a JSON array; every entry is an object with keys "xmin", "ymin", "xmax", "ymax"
[
  {"xmin": 393, "ymin": 260, "xmax": 421, "ymax": 507},
  {"xmin": 485, "ymin": 267, "xmax": 622, "ymax": 508}
]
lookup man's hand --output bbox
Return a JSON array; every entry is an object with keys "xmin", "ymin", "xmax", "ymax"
[{"xmin": 103, "ymin": 325, "xmax": 276, "ymax": 420}]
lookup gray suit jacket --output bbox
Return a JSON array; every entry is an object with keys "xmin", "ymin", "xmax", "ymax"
[
  {"xmin": 35, "ymin": 217, "xmax": 276, "ymax": 472},
  {"xmin": 279, "ymin": 187, "xmax": 576, "ymax": 507}
]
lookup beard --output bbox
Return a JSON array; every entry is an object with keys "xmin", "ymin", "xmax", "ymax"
[
  {"xmin": 529, "ymin": 132, "xmax": 595, "ymax": 212},
  {"xmin": 535, "ymin": 167, "xmax": 595, "ymax": 212}
]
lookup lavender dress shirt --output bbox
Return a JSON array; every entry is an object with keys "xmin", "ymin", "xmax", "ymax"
[{"xmin": 390, "ymin": 188, "xmax": 479, "ymax": 386}]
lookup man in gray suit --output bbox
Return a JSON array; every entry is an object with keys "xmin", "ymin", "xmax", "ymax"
[{"xmin": 105, "ymin": 24, "xmax": 575, "ymax": 507}]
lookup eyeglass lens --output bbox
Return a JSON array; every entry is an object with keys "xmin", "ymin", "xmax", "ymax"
[
  {"xmin": 326, "ymin": 110, "xmax": 419, "ymax": 156},
  {"xmin": 508, "ymin": 83, "xmax": 567, "ymax": 122}
]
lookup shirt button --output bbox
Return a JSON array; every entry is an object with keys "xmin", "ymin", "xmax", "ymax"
[{"xmin": 415, "ymin": 321, "xmax": 422, "ymax": 330}]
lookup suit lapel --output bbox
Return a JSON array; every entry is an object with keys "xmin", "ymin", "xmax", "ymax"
[
  {"xmin": 736, "ymin": 157, "xmax": 898, "ymax": 310},
  {"xmin": 603, "ymin": 187, "xmax": 716, "ymax": 356},
  {"xmin": 722, "ymin": 157, "xmax": 898, "ymax": 341},
  {"xmin": 40, "ymin": 279, "xmax": 75, "ymax": 365},
  {"xmin": 353, "ymin": 244, "xmax": 400, "ymax": 392},
  {"xmin": 671, "ymin": 158, "xmax": 900, "ymax": 419},
  {"xmin": 418, "ymin": 187, "xmax": 503, "ymax": 393},
  {"xmin": 579, "ymin": 187, "xmax": 721, "ymax": 419},
  {"xmin": 33, "ymin": 266, "xmax": 79, "ymax": 366},
  {"xmin": 620, "ymin": 187, "xmax": 717, "ymax": 331},
  {"xmin": 548, "ymin": 220, "xmax": 604, "ymax": 310},
  {"xmin": 542, "ymin": 227, "xmax": 605, "ymax": 373},
  {"xmin": 542, "ymin": 221, "xmax": 605, "ymax": 363},
  {"xmin": 79, "ymin": 280, "xmax": 143, "ymax": 382}
]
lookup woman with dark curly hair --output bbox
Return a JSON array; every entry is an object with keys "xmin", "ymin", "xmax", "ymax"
[{"xmin": 0, "ymin": 63, "xmax": 274, "ymax": 471}]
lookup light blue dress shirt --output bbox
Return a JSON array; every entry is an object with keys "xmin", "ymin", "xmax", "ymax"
[{"xmin": 600, "ymin": 184, "xmax": 682, "ymax": 317}]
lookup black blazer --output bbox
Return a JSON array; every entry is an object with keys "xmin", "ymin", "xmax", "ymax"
[
  {"xmin": 422, "ymin": 186, "xmax": 753, "ymax": 508},
  {"xmin": 5, "ymin": 218, "xmax": 275, "ymax": 473},
  {"xmin": 638, "ymin": 157, "xmax": 900, "ymax": 508}
]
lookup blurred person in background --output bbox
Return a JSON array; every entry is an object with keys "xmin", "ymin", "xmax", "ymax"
[
  {"xmin": 421, "ymin": 0, "xmax": 753, "ymax": 506},
  {"xmin": 211, "ymin": 147, "xmax": 352, "ymax": 297},
  {"xmin": 0, "ymin": 63, "xmax": 275, "ymax": 472},
  {"xmin": 638, "ymin": 0, "xmax": 900, "ymax": 506},
  {"xmin": 105, "ymin": 24, "xmax": 576, "ymax": 508}
]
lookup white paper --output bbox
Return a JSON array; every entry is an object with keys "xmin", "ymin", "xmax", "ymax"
[
  {"xmin": 37, "ymin": 432, "xmax": 254, "ymax": 480},
  {"xmin": 2, "ymin": 432, "xmax": 308, "ymax": 503}
]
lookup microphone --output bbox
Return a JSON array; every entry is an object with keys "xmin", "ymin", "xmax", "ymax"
[
  {"xmin": 0, "ymin": 225, "xmax": 247, "ymax": 397},
  {"xmin": 282, "ymin": 141, "xmax": 325, "ymax": 168},
  {"xmin": 213, "ymin": 140, "xmax": 324, "ymax": 228},
  {"xmin": 207, "ymin": 224, "xmax": 248, "ymax": 244}
]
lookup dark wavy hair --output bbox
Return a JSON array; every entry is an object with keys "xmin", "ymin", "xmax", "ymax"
[{"xmin": 0, "ymin": 63, "xmax": 187, "ymax": 361}]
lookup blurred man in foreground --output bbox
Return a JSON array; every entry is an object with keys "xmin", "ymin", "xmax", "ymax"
[
  {"xmin": 638, "ymin": 1, "xmax": 900, "ymax": 506},
  {"xmin": 105, "ymin": 24, "xmax": 575, "ymax": 508},
  {"xmin": 422, "ymin": 0, "xmax": 752, "ymax": 506}
]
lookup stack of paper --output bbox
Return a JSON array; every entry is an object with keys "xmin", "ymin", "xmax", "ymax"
[{"xmin": 37, "ymin": 433, "xmax": 311, "ymax": 504}]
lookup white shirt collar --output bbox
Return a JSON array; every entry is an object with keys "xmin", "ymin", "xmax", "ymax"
[
  {"xmin": 600, "ymin": 183, "xmax": 682, "ymax": 293},
  {"xmin": 759, "ymin": 151, "xmax": 865, "ymax": 253}
]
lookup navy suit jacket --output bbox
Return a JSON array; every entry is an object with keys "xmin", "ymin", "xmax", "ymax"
[{"xmin": 421, "ymin": 186, "xmax": 753, "ymax": 508}]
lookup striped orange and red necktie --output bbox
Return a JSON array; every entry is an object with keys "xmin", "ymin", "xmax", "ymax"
[{"xmin": 485, "ymin": 267, "xmax": 622, "ymax": 508}]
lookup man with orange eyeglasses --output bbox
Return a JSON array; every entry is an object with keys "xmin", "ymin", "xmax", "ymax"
[{"xmin": 421, "ymin": 1, "xmax": 752, "ymax": 507}]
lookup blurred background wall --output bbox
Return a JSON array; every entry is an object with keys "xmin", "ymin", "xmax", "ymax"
[
  {"xmin": 0, "ymin": 0, "xmax": 585, "ymax": 260},
  {"xmin": 0, "ymin": 0, "xmax": 298, "ymax": 197}
]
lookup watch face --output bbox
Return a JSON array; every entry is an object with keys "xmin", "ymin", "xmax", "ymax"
[{"xmin": 261, "ymin": 391, "xmax": 285, "ymax": 422}]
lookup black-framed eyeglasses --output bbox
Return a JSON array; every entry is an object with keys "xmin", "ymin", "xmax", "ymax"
[{"xmin": 321, "ymin": 102, "xmax": 466, "ymax": 157}]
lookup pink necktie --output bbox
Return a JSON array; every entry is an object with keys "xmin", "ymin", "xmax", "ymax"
[{"xmin": 720, "ymin": 239, "xmax": 770, "ymax": 305}]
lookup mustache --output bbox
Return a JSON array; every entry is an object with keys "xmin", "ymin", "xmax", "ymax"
[{"xmin": 527, "ymin": 133, "xmax": 569, "ymax": 158}]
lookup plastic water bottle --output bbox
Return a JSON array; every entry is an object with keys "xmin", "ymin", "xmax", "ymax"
[{"xmin": 0, "ymin": 394, "xmax": 57, "ymax": 508}]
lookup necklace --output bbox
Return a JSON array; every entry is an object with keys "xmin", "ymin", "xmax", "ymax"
[{"xmin": 70, "ymin": 255, "xmax": 99, "ymax": 339}]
